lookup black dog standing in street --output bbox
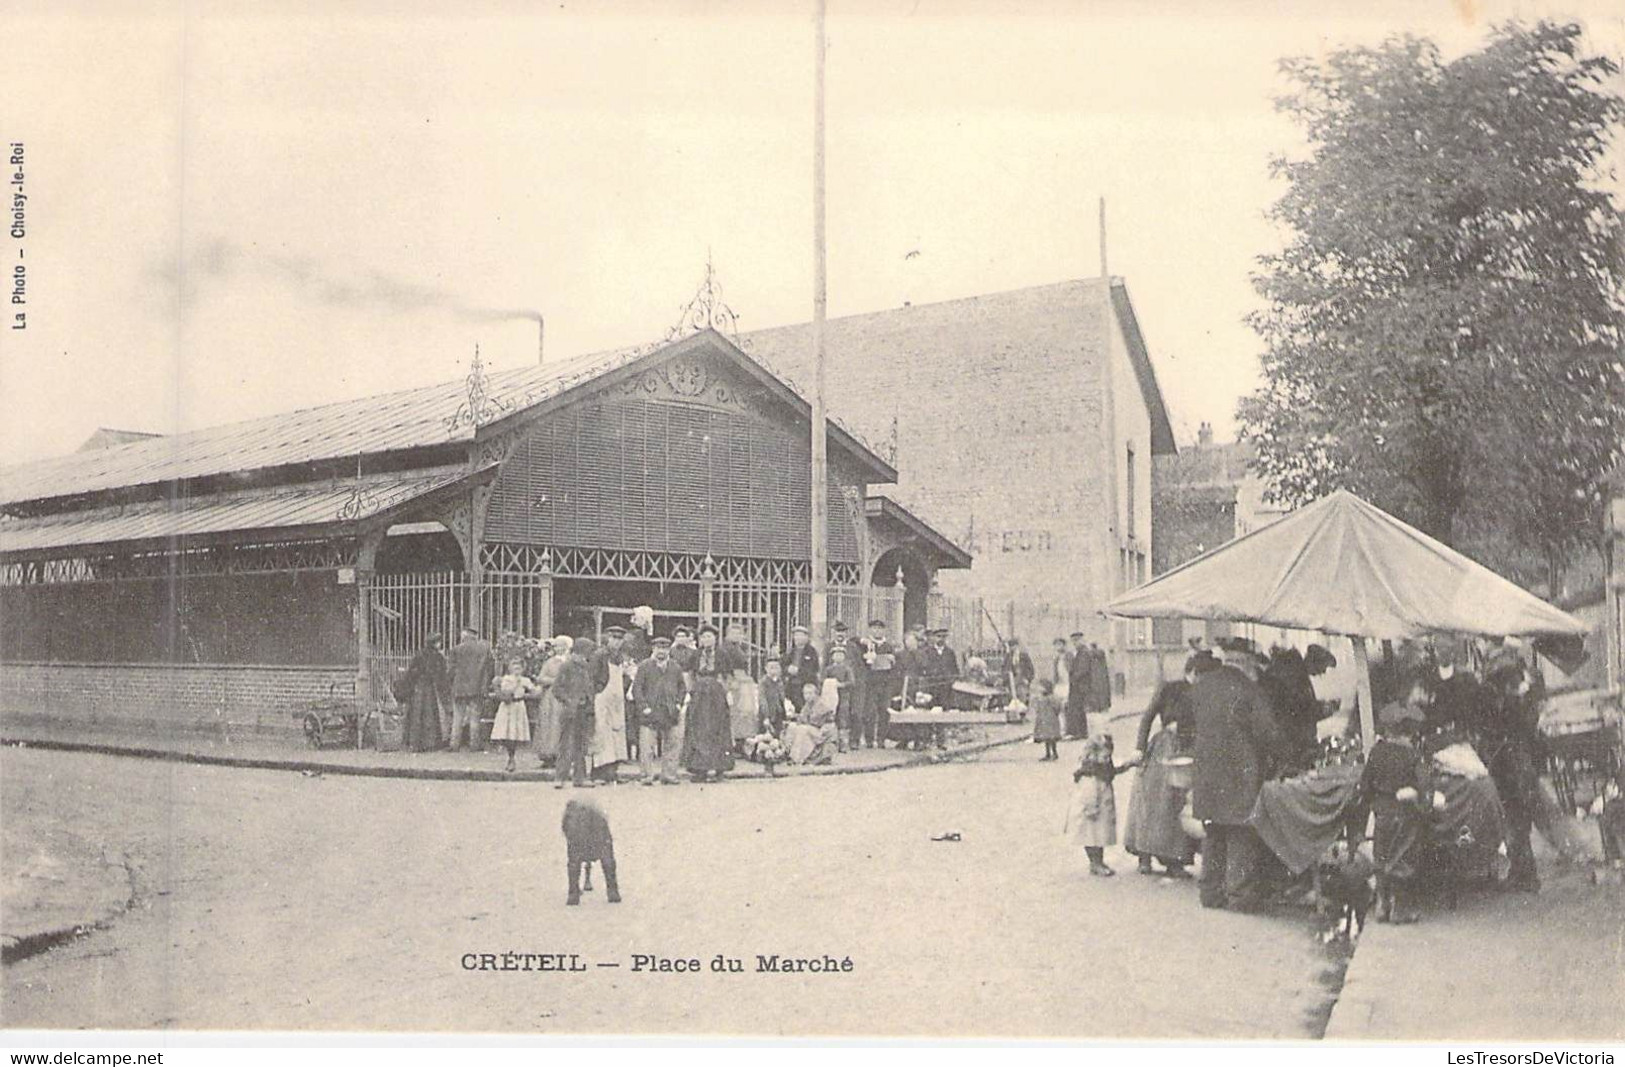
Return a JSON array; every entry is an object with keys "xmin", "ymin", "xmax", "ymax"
[{"xmin": 563, "ymin": 798, "xmax": 621, "ymax": 906}]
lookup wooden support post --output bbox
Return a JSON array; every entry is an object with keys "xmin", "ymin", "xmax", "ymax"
[
  {"xmin": 809, "ymin": 0, "xmax": 829, "ymax": 647},
  {"xmin": 354, "ymin": 530, "xmax": 385, "ymax": 751},
  {"xmin": 1353, "ymin": 637, "xmax": 1376, "ymax": 751},
  {"xmin": 700, "ymin": 553, "xmax": 717, "ymax": 627}
]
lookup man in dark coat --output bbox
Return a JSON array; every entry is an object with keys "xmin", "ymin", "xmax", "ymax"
[
  {"xmin": 1262, "ymin": 646, "xmax": 1322, "ymax": 773},
  {"xmin": 1482, "ymin": 651, "xmax": 1543, "ymax": 892},
  {"xmin": 829, "ymin": 621, "xmax": 868, "ymax": 744},
  {"xmin": 562, "ymin": 798, "xmax": 621, "ymax": 905},
  {"xmin": 448, "ymin": 625, "xmax": 495, "ymax": 751},
  {"xmin": 757, "ymin": 656, "xmax": 789, "ymax": 735},
  {"xmin": 1086, "ymin": 642, "xmax": 1113, "ymax": 714},
  {"xmin": 783, "ymin": 625, "xmax": 821, "ymax": 713},
  {"xmin": 1192, "ymin": 647, "xmax": 1286, "ymax": 910},
  {"xmin": 630, "ymin": 637, "xmax": 687, "ymax": 786},
  {"xmin": 1065, "ymin": 632, "xmax": 1092, "ymax": 738},
  {"xmin": 552, "ymin": 637, "xmax": 602, "ymax": 789},
  {"xmin": 1430, "ymin": 643, "xmax": 1489, "ymax": 735},
  {"xmin": 919, "ymin": 628, "xmax": 959, "ymax": 708},
  {"xmin": 860, "ymin": 619, "xmax": 899, "ymax": 747}
]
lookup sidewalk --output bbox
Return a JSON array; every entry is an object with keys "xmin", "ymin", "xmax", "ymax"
[
  {"xmin": 0, "ymin": 713, "xmax": 1034, "ymax": 784},
  {"xmin": 1324, "ymin": 863, "xmax": 1625, "ymax": 1041}
]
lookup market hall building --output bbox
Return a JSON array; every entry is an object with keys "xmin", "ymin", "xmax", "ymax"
[{"xmin": 0, "ymin": 330, "xmax": 968, "ymax": 734}]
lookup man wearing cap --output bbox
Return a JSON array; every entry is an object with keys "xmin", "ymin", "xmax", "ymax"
[
  {"xmin": 1065, "ymin": 632, "xmax": 1092, "ymax": 738},
  {"xmin": 448, "ymin": 625, "xmax": 496, "ymax": 752},
  {"xmin": 859, "ymin": 619, "xmax": 898, "ymax": 748},
  {"xmin": 1191, "ymin": 643, "xmax": 1287, "ymax": 910},
  {"xmin": 589, "ymin": 626, "xmax": 631, "ymax": 781},
  {"xmin": 919, "ymin": 627, "xmax": 959, "ymax": 708},
  {"xmin": 670, "ymin": 625, "xmax": 699, "ymax": 675},
  {"xmin": 829, "ymin": 621, "xmax": 868, "ymax": 749},
  {"xmin": 757, "ymin": 654, "xmax": 789, "ymax": 734},
  {"xmin": 784, "ymin": 624, "xmax": 821, "ymax": 714},
  {"xmin": 630, "ymin": 637, "xmax": 687, "ymax": 785},
  {"xmin": 552, "ymin": 636, "xmax": 603, "ymax": 789}
]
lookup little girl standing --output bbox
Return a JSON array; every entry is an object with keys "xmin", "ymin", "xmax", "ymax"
[
  {"xmin": 1065, "ymin": 733, "xmax": 1138, "ymax": 876},
  {"xmin": 490, "ymin": 658, "xmax": 538, "ymax": 772},
  {"xmin": 1031, "ymin": 677, "xmax": 1063, "ymax": 760}
]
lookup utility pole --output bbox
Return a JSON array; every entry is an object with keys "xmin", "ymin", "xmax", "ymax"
[{"xmin": 810, "ymin": 0, "xmax": 829, "ymax": 641}]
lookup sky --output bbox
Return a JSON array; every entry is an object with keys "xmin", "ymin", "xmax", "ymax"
[{"xmin": 2, "ymin": 0, "xmax": 1621, "ymax": 466}]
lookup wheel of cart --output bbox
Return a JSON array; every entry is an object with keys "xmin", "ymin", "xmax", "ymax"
[{"xmin": 295, "ymin": 680, "xmax": 360, "ymax": 749}]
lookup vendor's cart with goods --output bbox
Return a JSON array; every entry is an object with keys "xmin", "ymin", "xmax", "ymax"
[
  {"xmin": 297, "ymin": 680, "xmax": 360, "ymax": 749},
  {"xmin": 1107, "ymin": 490, "xmax": 1591, "ymax": 911}
]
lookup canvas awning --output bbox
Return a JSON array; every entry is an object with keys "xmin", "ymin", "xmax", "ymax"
[
  {"xmin": 1108, "ymin": 490, "xmax": 1584, "ymax": 641},
  {"xmin": 1106, "ymin": 490, "xmax": 1586, "ymax": 744}
]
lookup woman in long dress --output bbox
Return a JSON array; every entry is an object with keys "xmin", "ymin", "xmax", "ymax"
[
  {"xmin": 680, "ymin": 625, "xmax": 735, "ymax": 780},
  {"xmin": 590, "ymin": 645, "xmax": 630, "ymax": 781},
  {"xmin": 1123, "ymin": 652, "xmax": 1213, "ymax": 877},
  {"xmin": 532, "ymin": 635, "xmax": 572, "ymax": 766},
  {"xmin": 401, "ymin": 634, "xmax": 450, "ymax": 752}
]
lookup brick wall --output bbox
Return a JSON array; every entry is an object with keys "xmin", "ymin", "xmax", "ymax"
[{"xmin": 0, "ymin": 662, "xmax": 357, "ymax": 736}]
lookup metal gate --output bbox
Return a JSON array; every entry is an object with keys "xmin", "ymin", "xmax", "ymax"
[
  {"xmin": 369, "ymin": 570, "xmax": 550, "ymax": 692},
  {"xmin": 705, "ymin": 580, "xmax": 904, "ymax": 674}
]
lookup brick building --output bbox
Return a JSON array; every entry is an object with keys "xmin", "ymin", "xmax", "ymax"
[
  {"xmin": 0, "ymin": 329, "xmax": 967, "ymax": 735},
  {"xmin": 743, "ymin": 276, "xmax": 1176, "ymax": 655}
]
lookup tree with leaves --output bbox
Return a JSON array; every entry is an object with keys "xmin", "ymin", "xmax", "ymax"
[{"xmin": 1239, "ymin": 21, "xmax": 1624, "ymax": 585}]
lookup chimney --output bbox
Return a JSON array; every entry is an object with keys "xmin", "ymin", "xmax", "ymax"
[
  {"xmin": 537, "ymin": 316, "xmax": 546, "ymax": 365},
  {"xmin": 1198, "ymin": 421, "xmax": 1213, "ymax": 448}
]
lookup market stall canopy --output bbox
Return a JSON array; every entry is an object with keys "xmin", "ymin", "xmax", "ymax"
[{"xmin": 1107, "ymin": 490, "xmax": 1586, "ymax": 642}]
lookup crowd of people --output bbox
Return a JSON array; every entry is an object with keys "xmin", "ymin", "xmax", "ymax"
[
  {"xmin": 1053, "ymin": 633, "xmax": 1550, "ymax": 929},
  {"xmin": 390, "ymin": 609, "xmax": 995, "ymax": 783}
]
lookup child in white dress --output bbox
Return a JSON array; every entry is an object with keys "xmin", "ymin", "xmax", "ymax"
[{"xmin": 490, "ymin": 659, "xmax": 538, "ymax": 772}]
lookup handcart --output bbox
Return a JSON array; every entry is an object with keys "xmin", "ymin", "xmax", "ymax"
[{"xmin": 297, "ymin": 680, "xmax": 360, "ymax": 749}]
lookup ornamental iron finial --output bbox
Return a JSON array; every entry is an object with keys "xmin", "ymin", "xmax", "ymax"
[
  {"xmin": 445, "ymin": 343, "xmax": 515, "ymax": 434},
  {"xmin": 337, "ymin": 453, "xmax": 382, "ymax": 522},
  {"xmin": 665, "ymin": 252, "xmax": 742, "ymax": 345}
]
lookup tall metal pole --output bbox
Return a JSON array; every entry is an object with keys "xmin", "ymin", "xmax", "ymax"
[{"xmin": 810, "ymin": 0, "xmax": 829, "ymax": 642}]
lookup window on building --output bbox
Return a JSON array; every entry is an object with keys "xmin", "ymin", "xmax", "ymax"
[{"xmin": 1126, "ymin": 444, "xmax": 1137, "ymax": 540}]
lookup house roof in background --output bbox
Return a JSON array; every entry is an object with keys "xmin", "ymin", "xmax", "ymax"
[
  {"xmin": 77, "ymin": 428, "xmax": 167, "ymax": 452},
  {"xmin": 742, "ymin": 277, "xmax": 1177, "ymax": 456}
]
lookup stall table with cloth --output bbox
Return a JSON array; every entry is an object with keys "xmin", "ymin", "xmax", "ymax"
[
  {"xmin": 888, "ymin": 710, "xmax": 1008, "ymax": 749},
  {"xmin": 1248, "ymin": 765, "xmax": 1508, "ymax": 880}
]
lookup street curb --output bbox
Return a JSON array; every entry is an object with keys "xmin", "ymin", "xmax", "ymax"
[{"xmin": 1, "ymin": 730, "xmax": 1032, "ymax": 785}]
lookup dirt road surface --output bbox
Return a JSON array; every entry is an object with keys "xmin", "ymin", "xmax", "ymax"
[{"xmin": 1, "ymin": 740, "xmax": 1338, "ymax": 1037}]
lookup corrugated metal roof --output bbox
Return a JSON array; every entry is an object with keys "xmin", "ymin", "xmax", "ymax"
[
  {"xmin": 0, "ymin": 466, "xmax": 471, "ymax": 555},
  {"xmin": 0, "ymin": 331, "xmax": 891, "ymax": 509},
  {"xmin": 0, "ymin": 344, "xmax": 648, "ymax": 509}
]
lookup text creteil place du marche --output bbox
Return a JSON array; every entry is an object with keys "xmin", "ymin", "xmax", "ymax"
[{"xmin": 461, "ymin": 953, "xmax": 856, "ymax": 974}]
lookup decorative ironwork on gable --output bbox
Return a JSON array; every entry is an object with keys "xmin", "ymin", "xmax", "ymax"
[
  {"xmin": 445, "ymin": 344, "xmax": 517, "ymax": 434},
  {"xmin": 665, "ymin": 254, "xmax": 743, "ymax": 347}
]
